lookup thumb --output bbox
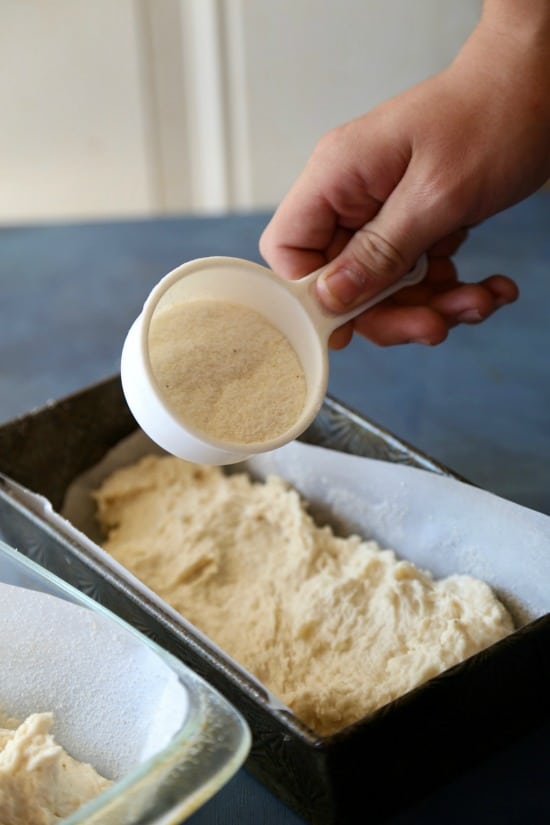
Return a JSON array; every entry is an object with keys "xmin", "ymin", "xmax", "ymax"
[{"xmin": 316, "ymin": 180, "xmax": 454, "ymax": 312}]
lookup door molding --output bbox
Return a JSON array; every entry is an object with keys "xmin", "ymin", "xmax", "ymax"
[{"xmin": 136, "ymin": 0, "xmax": 251, "ymax": 213}]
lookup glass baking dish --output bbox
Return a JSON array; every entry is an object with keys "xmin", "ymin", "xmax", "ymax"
[{"xmin": 0, "ymin": 538, "xmax": 250, "ymax": 825}]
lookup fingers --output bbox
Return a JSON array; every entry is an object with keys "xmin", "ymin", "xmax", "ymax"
[
  {"xmin": 428, "ymin": 228, "xmax": 469, "ymax": 258},
  {"xmin": 351, "ymin": 304, "xmax": 449, "ymax": 347},
  {"xmin": 263, "ymin": 244, "xmax": 327, "ymax": 282},
  {"xmin": 338, "ymin": 274, "xmax": 519, "ymax": 348},
  {"xmin": 328, "ymin": 323, "xmax": 354, "ymax": 350},
  {"xmin": 429, "ymin": 282, "xmax": 503, "ymax": 322},
  {"xmin": 259, "ymin": 104, "xmax": 520, "ymax": 350},
  {"xmin": 259, "ymin": 170, "xmax": 341, "ymax": 278},
  {"xmin": 265, "ymin": 226, "xmax": 356, "ymax": 283},
  {"xmin": 481, "ymin": 274, "xmax": 520, "ymax": 306},
  {"xmin": 260, "ymin": 123, "xmax": 389, "ymax": 280},
  {"xmin": 314, "ymin": 156, "xmax": 469, "ymax": 313},
  {"xmin": 315, "ymin": 226, "xmax": 408, "ymax": 312}
]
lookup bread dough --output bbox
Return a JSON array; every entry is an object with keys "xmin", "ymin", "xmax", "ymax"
[
  {"xmin": 94, "ymin": 454, "xmax": 514, "ymax": 736},
  {"xmin": 0, "ymin": 711, "xmax": 111, "ymax": 825}
]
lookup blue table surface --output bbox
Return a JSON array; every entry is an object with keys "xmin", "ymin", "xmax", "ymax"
[{"xmin": 1, "ymin": 193, "xmax": 549, "ymax": 824}]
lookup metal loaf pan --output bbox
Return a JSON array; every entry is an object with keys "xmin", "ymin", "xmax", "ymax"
[{"xmin": 0, "ymin": 375, "xmax": 549, "ymax": 825}]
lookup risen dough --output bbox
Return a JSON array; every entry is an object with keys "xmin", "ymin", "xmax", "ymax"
[
  {"xmin": 0, "ymin": 712, "xmax": 111, "ymax": 825},
  {"xmin": 94, "ymin": 455, "xmax": 514, "ymax": 736}
]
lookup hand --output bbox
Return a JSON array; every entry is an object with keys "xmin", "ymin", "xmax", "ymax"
[{"xmin": 260, "ymin": 6, "xmax": 550, "ymax": 349}]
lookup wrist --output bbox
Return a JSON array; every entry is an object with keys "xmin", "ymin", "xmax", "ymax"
[
  {"xmin": 453, "ymin": 1, "xmax": 550, "ymax": 106},
  {"xmin": 480, "ymin": 0, "xmax": 550, "ymax": 50}
]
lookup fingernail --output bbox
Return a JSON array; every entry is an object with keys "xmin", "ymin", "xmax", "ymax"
[
  {"xmin": 319, "ymin": 268, "xmax": 365, "ymax": 308},
  {"xmin": 456, "ymin": 309, "xmax": 483, "ymax": 323}
]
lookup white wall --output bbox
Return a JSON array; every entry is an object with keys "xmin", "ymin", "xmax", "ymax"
[
  {"xmin": 0, "ymin": 0, "xmax": 482, "ymax": 223},
  {"xmin": 0, "ymin": 1, "xmax": 152, "ymax": 222},
  {"xmin": 235, "ymin": 0, "xmax": 481, "ymax": 208}
]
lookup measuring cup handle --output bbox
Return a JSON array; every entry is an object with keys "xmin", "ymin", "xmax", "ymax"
[{"xmin": 291, "ymin": 254, "xmax": 429, "ymax": 339}]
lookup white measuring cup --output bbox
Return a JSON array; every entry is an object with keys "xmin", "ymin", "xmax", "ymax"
[{"xmin": 121, "ymin": 254, "xmax": 427, "ymax": 465}]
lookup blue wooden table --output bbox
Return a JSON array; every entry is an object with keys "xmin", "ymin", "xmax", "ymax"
[{"xmin": 1, "ymin": 193, "xmax": 549, "ymax": 823}]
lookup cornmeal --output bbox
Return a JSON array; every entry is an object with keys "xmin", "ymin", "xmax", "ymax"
[
  {"xmin": 0, "ymin": 711, "xmax": 111, "ymax": 825},
  {"xmin": 94, "ymin": 455, "xmax": 514, "ymax": 736},
  {"xmin": 148, "ymin": 299, "xmax": 306, "ymax": 444}
]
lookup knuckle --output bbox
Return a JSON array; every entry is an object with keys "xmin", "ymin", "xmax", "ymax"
[
  {"xmin": 414, "ymin": 171, "xmax": 474, "ymax": 228},
  {"xmin": 310, "ymin": 124, "xmax": 350, "ymax": 164},
  {"xmin": 349, "ymin": 227, "xmax": 405, "ymax": 281},
  {"xmin": 258, "ymin": 227, "xmax": 272, "ymax": 260}
]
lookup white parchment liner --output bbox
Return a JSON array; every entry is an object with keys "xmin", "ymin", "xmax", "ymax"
[
  {"xmin": 0, "ymin": 575, "xmax": 188, "ymax": 780},
  {"xmin": 63, "ymin": 430, "xmax": 550, "ymax": 632}
]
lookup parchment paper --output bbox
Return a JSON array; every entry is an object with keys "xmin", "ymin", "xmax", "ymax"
[
  {"xmin": 63, "ymin": 431, "xmax": 550, "ymax": 631},
  {"xmin": 0, "ymin": 578, "xmax": 188, "ymax": 780}
]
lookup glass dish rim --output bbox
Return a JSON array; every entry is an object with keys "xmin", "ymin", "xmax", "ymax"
[{"xmin": 0, "ymin": 538, "xmax": 251, "ymax": 825}]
